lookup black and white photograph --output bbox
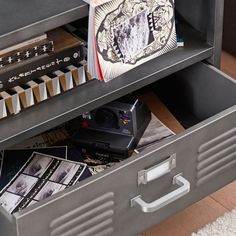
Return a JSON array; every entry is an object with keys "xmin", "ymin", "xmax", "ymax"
[
  {"xmin": 49, "ymin": 162, "xmax": 81, "ymax": 185},
  {"xmin": 34, "ymin": 181, "xmax": 66, "ymax": 201},
  {"xmin": 112, "ymin": 10, "xmax": 151, "ymax": 63},
  {"xmin": 0, "ymin": 151, "xmax": 88, "ymax": 213},
  {"xmin": 7, "ymin": 174, "xmax": 38, "ymax": 197},
  {"xmin": 135, "ymin": 114, "xmax": 174, "ymax": 153},
  {"xmin": 0, "ymin": 192, "xmax": 23, "ymax": 213},
  {"xmin": 23, "ymin": 153, "xmax": 53, "ymax": 177}
]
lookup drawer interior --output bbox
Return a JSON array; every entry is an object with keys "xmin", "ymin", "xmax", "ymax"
[{"xmin": 153, "ymin": 63, "xmax": 236, "ymax": 127}]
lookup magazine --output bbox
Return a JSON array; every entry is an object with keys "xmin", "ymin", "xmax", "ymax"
[
  {"xmin": 0, "ymin": 151, "xmax": 87, "ymax": 214},
  {"xmin": 134, "ymin": 113, "xmax": 175, "ymax": 153},
  {"xmin": 87, "ymin": 0, "xmax": 177, "ymax": 81}
]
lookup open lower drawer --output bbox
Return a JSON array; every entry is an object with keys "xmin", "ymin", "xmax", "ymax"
[{"xmin": 1, "ymin": 62, "xmax": 236, "ymax": 236}]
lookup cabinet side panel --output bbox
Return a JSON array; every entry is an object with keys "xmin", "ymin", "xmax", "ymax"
[{"xmin": 176, "ymin": 0, "xmax": 224, "ymax": 67}]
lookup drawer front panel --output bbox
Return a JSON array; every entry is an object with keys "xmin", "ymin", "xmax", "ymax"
[{"xmin": 15, "ymin": 106, "xmax": 236, "ymax": 236}]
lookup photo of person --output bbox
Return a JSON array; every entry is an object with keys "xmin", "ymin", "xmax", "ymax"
[
  {"xmin": 7, "ymin": 174, "xmax": 38, "ymax": 196},
  {"xmin": 49, "ymin": 162, "xmax": 81, "ymax": 185},
  {"xmin": 34, "ymin": 181, "xmax": 66, "ymax": 201},
  {"xmin": 23, "ymin": 153, "xmax": 53, "ymax": 177},
  {"xmin": 0, "ymin": 192, "xmax": 23, "ymax": 213}
]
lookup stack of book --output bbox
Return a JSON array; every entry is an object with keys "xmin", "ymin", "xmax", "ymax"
[{"xmin": 0, "ymin": 28, "xmax": 90, "ymax": 120}]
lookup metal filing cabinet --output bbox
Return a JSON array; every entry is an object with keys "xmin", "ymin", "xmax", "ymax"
[{"xmin": 1, "ymin": 0, "xmax": 236, "ymax": 236}]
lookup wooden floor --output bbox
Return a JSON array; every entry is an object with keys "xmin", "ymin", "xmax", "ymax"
[{"xmin": 141, "ymin": 51, "xmax": 236, "ymax": 236}]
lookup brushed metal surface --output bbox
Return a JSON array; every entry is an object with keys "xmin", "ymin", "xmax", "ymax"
[
  {"xmin": 196, "ymin": 127, "xmax": 236, "ymax": 186},
  {"xmin": 50, "ymin": 192, "xmax": 114, "ymax": 236}
]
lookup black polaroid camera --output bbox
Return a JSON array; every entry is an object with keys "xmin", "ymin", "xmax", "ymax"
[{"xmin": 73, "ymin": 96, "xmax": 151, "ymax": 161}]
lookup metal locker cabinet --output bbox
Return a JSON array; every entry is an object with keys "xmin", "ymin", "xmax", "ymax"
[{"xmin": 1, "ymin": 0, "xmax": 235, "ymax": 236}]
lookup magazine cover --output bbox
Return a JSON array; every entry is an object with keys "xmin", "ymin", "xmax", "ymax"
[
  {"xmin": 0, "ymin": 151, "xmax": 88, "ymax": 214},
  {"xmin": 88, "ymin": 0, "xmax": 177, "ymax": 81}
]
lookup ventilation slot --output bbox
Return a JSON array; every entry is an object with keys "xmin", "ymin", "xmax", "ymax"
[
  {"xmin": 50, "ymin": 192, "xmax": 114, "ymax": 236},
  {"xmin": 196, "ymin": 127, "xmax": 236, "ymax": 186}
]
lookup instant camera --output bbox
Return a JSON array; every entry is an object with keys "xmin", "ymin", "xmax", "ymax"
[{"xmin": 73, "ymin": 96, "xmax": 151, "ymax": 161}]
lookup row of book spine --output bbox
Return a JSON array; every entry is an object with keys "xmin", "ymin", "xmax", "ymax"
[
  {"xmin": 0, "ymin": 43, "xmax": 84, "ymax": 92},
  {"xmin": 0, "ymin": 62, "xmax": 90, "ymax": 119}
]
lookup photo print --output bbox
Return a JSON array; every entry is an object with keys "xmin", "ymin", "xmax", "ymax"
[
  {"xmin": 34, "ymin": 181, "xmax": 66, "ymax": 201},
  {"xmin": 23, "ymin": 153, "xmax": 53, "ymax": 177},
  {"xmin": 0, "ymin": 192, "xmax": 23, "ymax": 213},
  {"xmin": 0, "ymin": 151, "xmax": 88, "ymax": 214},
  {"xmin": 49, "ymin": 162, "xmax": 82, "ymax": 185},
  {"xmin": 7, "ymin": 174, "xmax": 38, "ymax": 197}
]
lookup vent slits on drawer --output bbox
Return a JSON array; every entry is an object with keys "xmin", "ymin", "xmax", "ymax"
[
  {"xmin": 196, "ymin": 127, "xmax": 236, "ymax": 186},
  {"xmin": 197, "ymin": 127, "xmax": 236, "ymax": 157},
  {"xmin": 50, "ymin": 192, "xmax": 114, "ymax": 236}
]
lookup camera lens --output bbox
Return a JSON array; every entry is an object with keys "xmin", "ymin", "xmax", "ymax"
[{"xmin": 94, "ymin": 108, "xmax": 119, "ymax": 129}]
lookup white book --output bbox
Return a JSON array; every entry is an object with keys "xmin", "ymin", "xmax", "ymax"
[
  {"xmin": 27, "ymin": 80, "xmax": 47, "ymax": 103},
  {"xmin": 0, "ymin": 91, "xmax": 21, "ymax": 115},
  {"xmin": 67, "ymin": 64, "xmax": 87, "ymax": 86},
  {"xmin": 40, "ymin": 75, "xmax": 61, "ymax": 97},
  {"xmin": 0, "ymin": 98, "xmax": 7, "ymax": 119},
  {"xmin": 54, "ymin": 70, "xmax": 73, "ymax": 91},
  {"xmin": 13, "ymin": 85, "xmax": 34, "ymax": 108}
]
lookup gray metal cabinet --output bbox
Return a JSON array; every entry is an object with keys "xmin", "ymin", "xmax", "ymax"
[{"xmin": 1, "ymin": 0, "xmax": 235, "ymax": 236}]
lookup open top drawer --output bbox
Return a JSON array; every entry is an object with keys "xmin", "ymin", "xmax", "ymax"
[{"xmin": 1, "ymin": 62, "xmax": 236, "ymax": 236}]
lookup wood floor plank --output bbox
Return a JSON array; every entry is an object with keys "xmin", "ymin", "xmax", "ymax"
[
  {"xmin": 210, "ymin": 181, "xmax": 236, "ymax": 211},
  {"xmin": 140, "ymin": 197, "xmax": 228, "ymax": 236},
  {"xmin": 221, "ymin": 51, "xmax": 236, "ymax": 79}
]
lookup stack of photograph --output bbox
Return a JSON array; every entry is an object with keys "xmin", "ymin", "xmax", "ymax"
[{"xmin": 0, "ymin": 152, "xmax": 88, "ymax": 214}]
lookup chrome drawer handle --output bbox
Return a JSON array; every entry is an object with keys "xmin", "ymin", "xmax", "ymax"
[{"xmin": 130, "ymin": 175, "xmax": 190, "ymax": 213}]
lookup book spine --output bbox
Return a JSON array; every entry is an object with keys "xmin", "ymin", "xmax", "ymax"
[
  {"xmin": 0, "ymin": 45, "xmax": 84, "ymax": 92},
  {"xmin": 0, "ymin": 41, "xmax": 54, "ymax": 69}
]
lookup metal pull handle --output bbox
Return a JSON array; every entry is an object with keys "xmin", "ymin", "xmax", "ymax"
[{"xmin": 131, "ymin": 175, "xmax": 190, "ymax": 213}]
